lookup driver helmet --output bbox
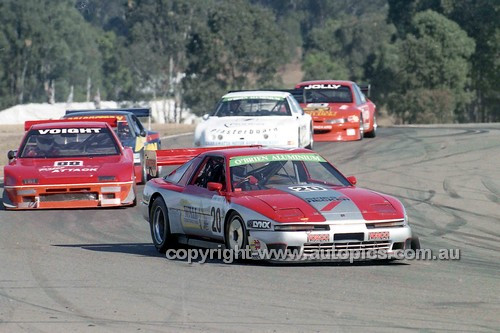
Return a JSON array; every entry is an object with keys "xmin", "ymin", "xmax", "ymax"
[{"xmin": 36, "ymin": 135, "xmax": 55, "ymax": 152}]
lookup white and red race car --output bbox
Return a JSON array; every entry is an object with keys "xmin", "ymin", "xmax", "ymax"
[{"xmin": 142, "ymin": 146, "xmax": 416, "ymax": 261}]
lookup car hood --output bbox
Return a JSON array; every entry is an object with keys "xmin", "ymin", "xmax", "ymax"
[
  {"xmin": 240, "ymin": 185, "xmax": 404, "ymax": 222},
  {"xmin": 5, "ymin": 155, "xmax": 130, "ymax": 185},
  {"xmin": 301, "ymin": 103, "xmax": 358, "ymax": 118}
]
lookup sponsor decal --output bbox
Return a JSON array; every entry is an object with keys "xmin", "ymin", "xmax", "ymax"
[
  {"xmin": 38, "ymin": 167, "xmax": 98, "ymax": 173},
  {"xmin": 54, "ymin": 161, "xmax": 83, "ymax": 166},
  {"xmin": 314, "ymin": 125, "xmax": 333, "ymax": 130},
  {"xmin": 305, "ymin": 196, "xmax": 351, "ymax": 203},
  {"xmin": 250, "ymin": 239, "xmax": 262, "ymax": 251},
  {"xmin": 247, "ymin": 220, "xmax": 271, "ymax": 229},
  {"xmin": 307, "ymin": 233, "xmax": 330, "ymax": 243},
  {"xmin": 304, "ymin": 84, "xmax": 341, "ymax": 90},
  {"xmin": 230, "ymin": 153, "xmax": 326, "ymax": 166},
  {"xmin": 67, "ymin": 115, "xmax": 125, "ymax": 121},
  {"xmin": 222, "ymin": 96, "xmax": 284, "ymax": 101},
  {"xmin": 210, "ymin": 127, "xmax": 278, "ymax": 134},
  {"xmin": 305, "ymin": 110, "xmax": 337, "ymax": 117},
  {"xmin": 369, "ymin": 231, "xmax": 390, "ymax": 240},
  {"xmin": 38, "ymin": 128, "xmax": 101, "ymax": 135},
  {"xmin": 289, "ymin": 185, "xmax": 327, "ymax": 192},
  {"xmin": 346, "ymin": 129, "xmax": 356, "ymax": 136}
]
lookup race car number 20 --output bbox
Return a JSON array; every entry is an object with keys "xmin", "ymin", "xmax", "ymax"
[{"xmin": 211, "ymin": 207, "xmax": 222, "ymax": 233}]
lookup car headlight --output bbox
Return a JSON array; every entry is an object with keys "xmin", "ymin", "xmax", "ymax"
[{"xmin": 133, "ymin": 153, "xmax": 141, "ymax": 164}]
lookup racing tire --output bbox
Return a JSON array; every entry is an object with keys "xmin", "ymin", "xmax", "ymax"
[
  {"xmin": 149, "ymin": 197, "xmax": 174, "ymax": 253},
  {"xmin": 364, "ymin": 116, "xmax": 377, "ymax": 138},
  {"xmin": 224, "ymin": 212, "xmax": 248, "ymax": 254},
  {"xmin": 410, "ymin": 235, "xmax": 421, "ymax": 250},
  {"xmin": 305, "ymin": 124, "xmax": 314, "ymax": 150},
  {"xmin": 358, "ymin": 116, "xmax": 364, "ymax": 140}
]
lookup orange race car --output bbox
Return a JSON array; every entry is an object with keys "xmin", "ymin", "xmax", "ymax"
[{"xmin": 292, "ymin": 80, "xmax": 377, "ymax": 141}]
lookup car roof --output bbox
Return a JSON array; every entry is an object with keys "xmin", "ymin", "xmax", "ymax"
[
  {"xmin": 222, "ymin": 90, "xmax": 291, "ymax": 99},
  {"xmin": 198, "ymin": 146, "xmax": 317, "ymax": 159},
  {"xmin": 296, "ymin": 80, "xmax": 354, "ymax": 86},
  {"xmin": 30, "ymin": 121, "xmax": 111, "ymax": 130}
]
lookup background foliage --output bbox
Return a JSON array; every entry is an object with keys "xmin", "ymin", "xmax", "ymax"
[{"xmin": 0, "ymin": 0, "xmax": 497, "ymax": 123}]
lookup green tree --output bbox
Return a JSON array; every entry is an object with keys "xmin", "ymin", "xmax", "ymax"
[
  {"xmin": 183, "ymin": 0, "xmax": 288, "ymax": 115},
  {"xmin": 388, "ymin": 10, "xmax": 475, "ymax": 123}
]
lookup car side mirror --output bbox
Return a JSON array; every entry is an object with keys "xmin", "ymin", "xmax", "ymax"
[
  {"xmin": 207, "ymin": 182, "xmax": 223, "ymax": 193},
  {"xmin": 140, "ymin": 130, "xmax": 147, "ymax": 137},
  {"xmin": 347, "ymin": 176, "xmax": 357, "ymax": 185},
  {"xmin": 7, "ymin": 150, "xmax": 17, "ymax": 160},
  {"xmin": 202, "ymin": 114, "xmax": 210, "ymax": 121}
]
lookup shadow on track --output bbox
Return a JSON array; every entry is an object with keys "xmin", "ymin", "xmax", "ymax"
[{"xmin": 53, "ymin": 242, "xmax": 409, "ymax": 267}]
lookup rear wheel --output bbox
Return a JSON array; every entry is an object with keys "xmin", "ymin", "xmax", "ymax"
[
  {"xmin": 225, "ymin": 212, "xmax": 248, "ymax": 252},
  {"xmin": 364, "ymin": 116, "xmax": 377, "ymax": 138},
  {"xmin": 149, "ymin": 197, "xmax": 174, "ymax": 253}
]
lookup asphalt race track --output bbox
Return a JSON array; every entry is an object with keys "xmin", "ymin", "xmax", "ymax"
[{"xmin": 1, "ymin": 125, "xmax": 499, "ymax": 332}]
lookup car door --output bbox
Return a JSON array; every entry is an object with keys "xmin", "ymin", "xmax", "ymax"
[{"xmin": 179, "ymin": 155, "xmax": 229, "ymax": 240}]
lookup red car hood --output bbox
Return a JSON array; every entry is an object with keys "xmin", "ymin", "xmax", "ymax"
[
  {"xmin": 234, "ymin": 185, "xmax": 404, "ymax": 222},
  {"xmin": 5, "ymin": 155, "xmax": 131, "ymax": 185},
  {"xmin": 301, "ymin": 103, "xmax": 358, "ymax": 119}
]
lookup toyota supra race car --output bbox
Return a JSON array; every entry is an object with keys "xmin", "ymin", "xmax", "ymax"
[
  {"xmin": 194, "ymin": 91, "xmax": 314, "ymax": 149},
  {"xmin": 142, "ymin": 146, "xmax": 415, "ymax": 261},
  {"xmin": 64, "ymin": 108, "xmax": 161, "ymax": 184},
  {"xmin": 292, "ymin": 80, "xmax": 377, "ymax": 141},
  {"xmin": 3, "ymin": 119, "xmax": 136, "ymax": 209}
]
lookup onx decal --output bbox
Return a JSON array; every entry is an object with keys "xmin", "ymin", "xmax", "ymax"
[
  {"xmin": 54, "ymin": 161, "xmax": 83, "ymax": 167},
  {"xmin": 247, "ymin": 220, "xmax": 271, "ymax": 229},
  {"xmin": 38, "ymin": 128, "xmax": 101, "ymax": 134},
  {"xmin": 289, "ymin": 185, "xmax": 327, "ymax": 192}
]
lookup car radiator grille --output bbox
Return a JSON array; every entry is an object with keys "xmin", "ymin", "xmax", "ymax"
[
  {"xmin": 303, "ymin": 241, "xmax": 391, "ymax": 254},
  {"xmin": 39, "ymin": 193, "xmax": 98, "ymax": 202}
]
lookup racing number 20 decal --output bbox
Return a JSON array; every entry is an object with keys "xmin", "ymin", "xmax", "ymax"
[{"xmin": 211, "ymin": 207, "xmax": 222, "ymax": 233}]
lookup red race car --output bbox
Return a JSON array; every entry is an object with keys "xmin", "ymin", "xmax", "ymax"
[
  {"xmin": 293, "ymin": 80, "xmax": 377, "ymax": 141},
  {"xmin": 3, "ymin": 119, "xmax": 136, "ymax": 209},
  {"xmin": 142, "ymin": 146, "xmax": 416, "ymax": 260}
]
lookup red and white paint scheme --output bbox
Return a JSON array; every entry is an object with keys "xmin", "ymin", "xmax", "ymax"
[
  {"xmin": 142, "ymin": 146, "xmax": 414, "ymax": 260},
  {"xmin": 3, "ymin": 119, "xmax": 136, "ymax": 209},
  {"xmin": 294, "ymin": 80, "xmax": 377, "ymax": 141}
]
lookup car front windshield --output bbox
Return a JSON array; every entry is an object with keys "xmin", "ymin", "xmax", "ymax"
[
  {"xmin": 20, "ymin": 127, "xmax": 120, "ymax": 158},
  {"xmin": 229, "ymin": 153, "xmax": 350, "ymax": 191},
  {"xmin": 213, "ymin": 97, "xmax": 291, "ymax": 117},
  {"xmin": 303, "ymin": 86, "xmax": 353, "ymax": 103}
]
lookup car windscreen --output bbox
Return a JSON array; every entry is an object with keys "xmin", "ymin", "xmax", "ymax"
[
  {"xmin": 229, "ymin": 153, "xmax": 350, "ymax": 191},
  {"xmin": 20, "ymin": 127, "xmax": 120, "ymax": 158},
  {"xmin": 213, "ymin": 97, "xmax": 291, "ymax": 117},
  {"xmin": 303, "ymin": 86, "xmax": 353, "ymax": 103}
]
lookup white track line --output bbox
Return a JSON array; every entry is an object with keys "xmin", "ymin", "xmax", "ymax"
[{"xmin": 160, "ymin": 132, "xmax": 194, "ymax": 140}]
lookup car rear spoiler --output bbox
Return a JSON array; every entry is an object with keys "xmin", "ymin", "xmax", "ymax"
[
  {"xmin": 24, "ymin": 118, "xmax": 117, "ymax": 131},
  {"xmin": 66, "ymin": 108, "xmax": 152, "ymax": 130},
  {"xmin": 359, "ymin": 84, "xmax": 371, "ymax": 97},
  {"xmin": 145, "ymin": 145, "xmax": 261, "ymax": 178}
]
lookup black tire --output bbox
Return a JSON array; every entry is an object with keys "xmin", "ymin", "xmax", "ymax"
[
  {"xmin": 305, "ymin": 123, "xmax": 314, "ymax": 150},
  {"xmin": 410, "ymin": 235, "xmax": 421, "ymax": 250},
  {"xmin": 224, "ymin": 212, "xmax": 248, "ymax": 252},
  {"xmin": 149, "ymin": 197, "xmax": 174, "ymax": 253},
  {"xmin": 358, "ymin": 115, "xmax": 364, "ymax": 140},
  {"xmin": 364, "ymin": 116, "xmax": 377, "ymax": 138}
]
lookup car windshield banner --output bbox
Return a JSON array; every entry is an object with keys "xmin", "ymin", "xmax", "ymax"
[{"xmin": 230, "ymin": 153, "xmax": 326, "ymax": 166}]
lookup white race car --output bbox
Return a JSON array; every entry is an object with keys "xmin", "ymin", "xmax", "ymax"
[{"xmin": 194, "ymin": 91, "xmax": 314, "ymax": 149}]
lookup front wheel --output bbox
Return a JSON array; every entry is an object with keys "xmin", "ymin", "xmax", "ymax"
[
  {"xmin": 225, "ymin": 212, "xmax": 248, "ymax": 252},
  {"xmin": 149, "ymin": 197, "xmax": 174, "ymax": 253}
]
